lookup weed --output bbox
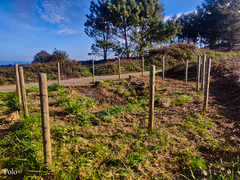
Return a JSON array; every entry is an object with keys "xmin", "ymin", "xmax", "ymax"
[
  {"xmin": 2, "ymin": 91, "xmax": 19, "ymax": 111},
  {"xmin": 172, "ymin": 95, "xmax": 191, "ymax": 106},
  {"xmin": 178, "ymin": 148, "xmax": 207, "ymax": 177},
  {"xmin": 56, "ymin": 96, "xmax": 71, "ymax": 106},
  {"xmin": 48, "ymin": 83, "xmax": 63, "ymax": 92},
  {"xmin": 57, "ymin": 90, "xmax": 65, "ymax": 96},
  {"xmin": 26, "ymin": 86, "xmax": 39, "ymax": 93},
  {"xmin": 74, "ymin": 112, "xmax": 95, "ymax": 127},
  {"xmin": 104, "ymin": 79, "xmax": 114, "ymax": 82},
  {"xmin": 177, "ymin": 91, "xmax": 187, "ymax": 95},
  {"xmin": 128, "ymin": 152, "xmax": 147, "ymax": 165},
  {"xmin": 65, "ymin": 95, "xmax": 97, "ymax": 115},
  {"xmin": 65, "ymin": 101, "xmax": 82, "ymax": 114}
]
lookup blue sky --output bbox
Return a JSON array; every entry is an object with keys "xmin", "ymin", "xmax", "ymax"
[{"xmin": 0, "ymin": 0, "xmax": 204, "ymax": 65}]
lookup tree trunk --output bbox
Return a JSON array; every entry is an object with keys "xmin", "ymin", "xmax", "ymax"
[
  {"xmin": 104, "ymin": 47, "xmax": 107, "ymax": 61},
  {"xmin": 123, "ymin": 25, "xmax": 129, "ymax": 59}
]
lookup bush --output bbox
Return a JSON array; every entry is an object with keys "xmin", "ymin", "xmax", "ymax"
[{"xmin": 149, "ymin": 43, "xmax": 200, "ymax": 68}]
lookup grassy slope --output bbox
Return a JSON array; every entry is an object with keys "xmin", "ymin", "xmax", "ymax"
[
  {"xmin": 0, "ymin": 74, "xmax": 239, "ymax": 179},
  {"xmin": 1, "ymin": 43, "xmax": 240, "ymax": 86}
]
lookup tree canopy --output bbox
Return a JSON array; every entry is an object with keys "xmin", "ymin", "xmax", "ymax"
[
  {"xmin": 85, "ymin": 0, "xmax": 240, "ymax": 58},
  {"xmin": 32, "ymin": 50, "xmax": 51, "ymax": 64},
  {"xmin": 32, "ymin": 49, "xmax": 69, "ymax": 63},
  {"xmin": 177, "ymin": 0, "xmax": 240, "ymax": 49},
  {"xmin": 84, "ymin": 0, "xmax": 114, "ymax": 60},
  {"xmin": 85, "ymin": 0, "xmax": 181, "ymax": 59}
]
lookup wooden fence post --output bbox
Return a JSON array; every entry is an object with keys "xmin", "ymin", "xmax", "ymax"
[
  {"xmin": 142, "ymin": 56, "xmax": 144, "ymax": 76},
  {"xmin": 57, "ymin": 62, "xmax": 60, "ymax": 84},
  {"xmin": 39, "ymin": 73, "xmax": 52, "ymax": 166},
  {"xmin": 118, "ymin": 58, "xmax": 121, "ymax": 79},
  {"xmin": 185, "ymin": 60, "xmax": 188, "ymax": 84},
  {"xmin": 196, "ymin": 56, "xmax": 201, "ymax": 91},
  {"xmin": 162, "ymin": 56, "xmax": 165, "ymax": 79},
  {"xmin": 92, "ymin": 59, "xmax": 95, "ymax": 82},
  {"xmin": 201, "ymin": 54, "xmax": 206, "ymax": 91},
  {"xmin": 19, "ymin": 67, "xmax": 28, "ymax": 118},
  {"xmin": 14, "ymin": 64, "xmax": 21, "ymax": 105},
  {"xmin": 149, "ymin": 65, "xmax": 155, "ymax": 130},
  {"xmin": 203, "ymin": 58, "xmax": 211, "ymax": 113}
]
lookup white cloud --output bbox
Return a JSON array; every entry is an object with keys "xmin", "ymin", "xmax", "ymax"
[
  {"xmin": 36, "ymin": 0, "xmax": 77, "ymax": 35},
  {"xmin": 164, "ymin": 13, "xmax": 182, "ymax": 21},
  {"xmin": 37, "ymin": 0, "xmax": 70, "ymax": 24},
  {"xmin": 56, "ymin": 28, "xmax": 77, "ymax": 35}
]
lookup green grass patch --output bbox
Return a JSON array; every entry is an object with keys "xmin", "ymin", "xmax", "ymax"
[
  {"xmin": 48, "ymin": 83, "xmax": 63, "ymax": 92},
  {"xmin": 26, "ymin": 86, "xmax": 39, "ymax": 93},
  {"xmin": 172, "ymin": 95, "xmax": 191, "ymax": 106},
  {"xmin": 0, "ymin": 115, "xmax": 45, "ymax": 179}
]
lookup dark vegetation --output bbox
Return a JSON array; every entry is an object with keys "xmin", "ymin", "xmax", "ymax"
[
  {"xmin": 32, "ymin": 49, "xmax": 69, "ymax": 64},
  {"xmin": 177, "ymin": 0, "xmax": 240, "ymax": 50}
]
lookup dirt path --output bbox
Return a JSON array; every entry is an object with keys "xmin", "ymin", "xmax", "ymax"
[{"xmin": 0, "ymin": 70, "xmax": 161, "ymax": 93}]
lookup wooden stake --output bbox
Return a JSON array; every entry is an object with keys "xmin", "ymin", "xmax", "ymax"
[
  {"xmin": 92, "ymin": 59, "xmax": 95, "ymax": 82},
  {"xmin": 57, "ymin": 62, "xmax": 60, "ymax": 84},
  {"xmin": 162, "ymin": 56, "xmax": 165, "ymax": 79},
  {"xmin": 19, "ymin": 67, "xmax": 28, "ymax": 118},
  {"xmin": 196, "ymin": 56, "xmax": 201, "ymax": 91},
  {"xmin": 142, "ymin": 56, "xmax": 144, "ymax": 76},
  {"xmin": 149, "ymin": 65, "xmax": 155, "ymax": 130},
  {"xmin": 185, "ymin": 60, "xmax": 188, "ymax": 84},
  {"xmin": 201, "ymin": 54, "xmax": 206, "ymax": 91},
  {"xmin": 39, "ymin": 73, "xmax": 52, "ymax": 166},
  {"xmin": 203, "ymin": 58, "xmax": 211, "ymax": 113},
  {"xmin": 14, "ymin": 64, "xmax": 21, "ymax": 105},
  {"xmin": 118, "ymin": 58, "xmax": 121, "ymax": 79}
]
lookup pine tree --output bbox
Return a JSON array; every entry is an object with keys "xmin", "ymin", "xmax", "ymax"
[
  {"xmin": 85, "ymin": 0, "xmax": 114, "ymax": 60},
  {"xmin": 133, "ymin": 0, "xmax": 164, "ymax": 55},
  {"xmin": 220, "ymin": 0, "xmax": 240, "ymax": 49},
  {"xmin": 155, "ymin": 15, "xmax": 182, "ymax": 45},
  {"xmin": 177, "ymin": 12, "xmax": 199, "ymax": 43},
  {"xmin": 107, "ymin": 0, "xmax": 140, "ymax": 58},
  {"xmin": 197, "ymin": 0, "xmax": 240, "ymax": 48}
]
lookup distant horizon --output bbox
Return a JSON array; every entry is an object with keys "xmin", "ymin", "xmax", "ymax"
[{"xmin": 0, "ymin": 58, "xmax": 104, "ymax": 66}]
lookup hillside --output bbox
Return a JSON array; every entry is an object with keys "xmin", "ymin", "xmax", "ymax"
[
  {"xmin": 1, "ymin": 43, "xmax": 239, "ymax": 86},
  {"xmin": 0, "ymin": 53, "xmax": 240, "ymax": 179}
]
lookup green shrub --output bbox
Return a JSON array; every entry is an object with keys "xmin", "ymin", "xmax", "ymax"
[
  {"xmin": 84, "ymin": 71, "xmax": 92, "ymax": 76},
  {"xmin": 47, "ymin": 73, "xmax": 57, "ymax": 80},
  {"xmin": 0, "ymin": 77, "xmax": 6, "ymax": 85}
]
